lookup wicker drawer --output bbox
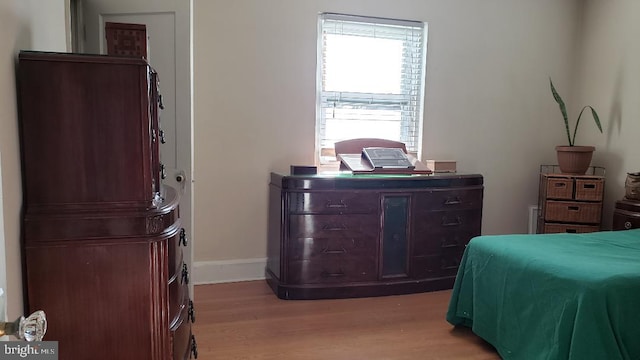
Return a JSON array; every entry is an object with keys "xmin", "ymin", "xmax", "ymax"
[
  {"xmin": 288, "ymin": 191, "xmax": 379, "ymax": 214},
  {"xmin": 414, "ymin": 187, "xmax": 483, "ymax": 212},
  {"xmin": 287, "ymin": 257, "xmax": 377, "ymax": 284},
  {"xmin": 544, "ymin": 178, "xmax": 574, "ymax": 199},
  {"xmin": 574, "ymin": 179, "xmax": 604, "ymax": 201},
  {"xmin": 543, "ymin": 223, "xmax": 600, "ymax": 234},
  {"xmin": 289, "ymin": 214, "xmax": 379, "ymax": 239},
  {"xmin": 544, "ymin": 201, "xmax": 601, "ymax": 224}
]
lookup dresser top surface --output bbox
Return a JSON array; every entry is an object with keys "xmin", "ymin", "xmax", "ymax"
[{"xmin": 271, "ymin": 172, "xmax": 483, "ymax": 190}]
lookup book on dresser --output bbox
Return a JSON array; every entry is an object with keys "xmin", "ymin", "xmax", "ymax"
[{"xmin": 17, "ymin": 51, "xmax": 196, "ymax": 360}]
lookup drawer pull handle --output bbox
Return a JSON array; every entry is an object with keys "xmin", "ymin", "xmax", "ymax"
[
  {"xmin": 322, "ymin": 247, "xmax": 347, "ymax": 254},
  {"xmin": 444, "ymin": 197, "xmax": 462, "ymax": 205},
  {"xmin": 441, "ymin": 216, "xmax": 463, "ymax": 227},
  {"xmin": 325, "ymin": 201, "xmax": 347, "ymax": 209},
  {"xmin": 179, "ymin": 228, "xmax": 188, "ymax": 247},
  {"xmin": 191, "ymin": 335, "xmax": 198, "ymax": 359},
  {"xmin": 322, "ymin": 224, "xmax": 348, "ymax": 231},
  {"xmin": 554, "ymin": 183, "xmax": 566, "ymax": 188},
  {"xmin": 625, "ymin": 221, "xmax": 633, "ymax": 229},
  {"xmin": 321, "ymin": 271, "xmax": 345, "ymax": 278},
  {"xmin": 568, "ymin": 206, "xmax": 580, "ymax": 211},
  {"xmin": 441, "ymin": 240, "xmax": 460, "ymax": 248},
  {"xmin": 565, "ymin": 229, "xmax": 577, "ymax": 233},
  {"xmin": 188, "ymin": 300, "xmax": 196, "ymax": 323},
  {"xmin": 584, "ymin": 184, "xmax": 596, "ymax": 189},
  {"xmin": 182, "ymin": 263, "xmax": 190, "ymax": 285},
  {"xmin": 441, "ymin": 258, "xmax": 460, "ymax": 270}
]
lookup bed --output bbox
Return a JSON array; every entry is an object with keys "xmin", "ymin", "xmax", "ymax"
[{"xmin": 446, "ymin": 229, "xmax": 640, "ymax": 360}]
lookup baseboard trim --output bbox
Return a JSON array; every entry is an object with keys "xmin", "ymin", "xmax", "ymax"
[{"xmin": 192, "ymin": 258, "xmax": 267, "ymax": 284}]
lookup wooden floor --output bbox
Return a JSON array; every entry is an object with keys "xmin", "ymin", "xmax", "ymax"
[{"xmin": 192, "ymin": 281, "xmax": 500, "ymax": 359}]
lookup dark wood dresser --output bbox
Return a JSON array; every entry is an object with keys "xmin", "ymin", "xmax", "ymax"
[
  {"xmin": 613, "ymin": 198, "xmax": 640, "ymax": 230},
  {"xmin": 267, "ymin": 172, "xmax": 483, "ymax": 299},
  {"xmin": 17, "ymin": 51, "xmax": 196, "ymax": 359}
]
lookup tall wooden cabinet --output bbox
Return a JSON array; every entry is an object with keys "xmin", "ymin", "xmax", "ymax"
[{"xmin": 17, "ymin": 51, "xmax": 196, "ymax": 360}]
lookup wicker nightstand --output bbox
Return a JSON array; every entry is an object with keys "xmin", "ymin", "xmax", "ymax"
[{"xmin": 537, "ymin": 166, "xmax": 605, "ymax": 234}]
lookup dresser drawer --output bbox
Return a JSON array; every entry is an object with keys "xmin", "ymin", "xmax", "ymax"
[
  {"xmin": 170, "ymin": 294, "xmax": 192, "ymax": 360},
  {"xmin": 411, "ymin": 250, "xmax": 464, "ymax": 279},
  {"xmin": 574, "ymin": 179, "xmax": 604, "ymax": 201},
  {"xmin": 287, "ymin": 257, "xmax": 377, "ymax": 284},
  {"xmin": 412, "ymin": 227, "xmax": 477, "ymax": 257},
  {"xmin": 412, "ymin": 209, "xmax": 481, "ymax": 242},
  {"xmin": 169, "ymin": 280, "xmax": 188, "ymax": 328},
  {"xmin": 544, "ymin": 201, "xmax": 601, "ymax": 224},
  {"xmin": 289, "ymin": 236, "xmax": 376, "ymax": 261},
  {"xmin": 613, "ymin": 209, "xmax": 640, "ymax": 230},
  {"xmin": 289, "ymin": 214, "xmax": 379, "ymax": 239},
  {"xmin": 544, "ymin": 177, "xmax": 574, "ymax": 199},
  {"xmin": 288, "ymin": 191, "xmax": 379, "ymax": 214},
  {"xmin": 414, "ymin": 187, "xmax": 483, "ymax": 212}
]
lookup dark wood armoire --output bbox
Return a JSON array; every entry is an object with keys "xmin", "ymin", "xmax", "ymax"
[{"xmin": 17, "ymin": 51, "xmax": 196, "ymax": 360}]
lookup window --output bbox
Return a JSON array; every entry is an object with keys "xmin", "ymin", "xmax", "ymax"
[{"xmin": 316, "ymin": 13, "xmax": 427, "ymax": 163}]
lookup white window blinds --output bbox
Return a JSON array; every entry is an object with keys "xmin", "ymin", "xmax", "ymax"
[{"xmin": 316, "ymin": 13, "xmax": 427, "ymax": 161}]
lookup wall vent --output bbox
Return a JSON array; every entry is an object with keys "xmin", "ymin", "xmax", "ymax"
[{"xmin": 528, "ymin": 205, "xmax": 539, "ymax": 234}]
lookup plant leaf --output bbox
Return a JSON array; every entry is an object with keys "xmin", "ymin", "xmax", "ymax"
[
  {"xmin": 589, "ymin": 106, "xmax": 603, "ymax": 133},
  {"xmin": 550, "ymin": 78, "xmax": 572, "ymax": 145}
]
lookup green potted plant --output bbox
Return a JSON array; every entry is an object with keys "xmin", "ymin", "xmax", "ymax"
[{"xmin": 550, "ymin": 78, "xmax": 603, "ymax": 174}]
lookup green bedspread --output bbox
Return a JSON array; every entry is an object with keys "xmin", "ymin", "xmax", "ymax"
[{"xmin": 446, "ymin": 229, "xmax": 640, "ymax": 360}]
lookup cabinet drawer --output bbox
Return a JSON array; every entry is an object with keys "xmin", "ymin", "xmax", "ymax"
[
  {"xmin": 170, "ymin": 296, "xmax": 192, "ymax": 360},
  {"xmin": 411, "ymin": 250, "xmax": 464, "ymax": 279},
  {"xmin": 168, "ymin": 230, "xmax": 186, "ymax": 281},
  {"xmin": 613, "ymin": 209, "xmax": 640, "ymax": 230},
  {"xmin": 287, "ymin": 257, "xmax": 377, "ymax": 284},
  {"xmin": 289, "ymin": 214, "xmax": 379, "ymax": 239},
  {"xmin": 544, "ymin": 178, "xmax": 574, "ymax": 199},
  {"xmin": 411, "ymin": 228, "xmax": 476, "ymax": 257},
  {"xmin": 289, "ymin": 236, "xmax": 376, "ymax": 261},
  {"xmin": 169, "ymin": 280, "xmax": 188, "ymax": 328},
  {"xmin": 544, "ymin": 201, "xmax": 601, "ymax": 223},
  {"xmin": 412, "ymin": 209, "xmax": 482, "ymax": 250},
  {"xmin": 543, "ymin": 223, "xmax": 600, "ymax": 234},
  {"xmin": 574, "ymin": 179, "xmax": 604, "ymax": 201},
  {"xmin": 414, "ymin": 187, "xmax": 483, "ymax": 212},
  {"xmin": 288, "ymin": 191, "xmax": 378, "ymax": 214}
]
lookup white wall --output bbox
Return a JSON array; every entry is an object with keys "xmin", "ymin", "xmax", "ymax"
[
  {"xmin": 573, "ymin": 0, "xmax": 640, "ymax": 228},
  {"xmin": 0, "ymin": 0, "xmax": 68, "ymax": 320},
  {"xmin": 192, "ymin": 0, "xmax": 582, "ymax": 282}
]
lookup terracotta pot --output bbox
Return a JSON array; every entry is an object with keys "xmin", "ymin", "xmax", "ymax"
[{"xmin": 556, "ymin": 145, "xmax": 595, "ymax": 175}]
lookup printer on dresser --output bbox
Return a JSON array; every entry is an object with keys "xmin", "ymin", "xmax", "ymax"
[
  {"xmin": 266, "ymin": 172, "xmax": 484, "ymax": 300},
  {"xmin": 17, "ymin": 51, "xmax": 196, "ymax": 360}
]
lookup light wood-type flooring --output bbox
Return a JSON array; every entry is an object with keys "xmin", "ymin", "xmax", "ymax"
[{"xmin": 192, "ymin": 281, "xmax": 500, "ymax": 359}]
